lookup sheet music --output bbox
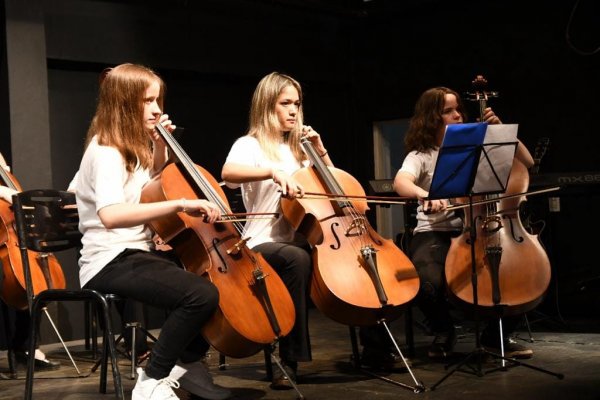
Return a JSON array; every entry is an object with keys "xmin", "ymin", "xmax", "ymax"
[{"xmin": 472, "ymin": 124, "xmax": 518, "ymax": 194}]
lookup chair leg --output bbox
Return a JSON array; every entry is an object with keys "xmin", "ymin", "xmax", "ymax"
[
  {"xmin": 84, "ymin": 300, "xmax": 91, "ymax": 350},
  {"xmin": 126, "ymin": 322, "xmax": 141, "ymax": 379},
  {"xmin": 24, "ymin": 298, "xmax": 42, "ymax": 400},
  {"xmin": 94, "ymin": 293, "xmax": 124, "ymax": 399}
]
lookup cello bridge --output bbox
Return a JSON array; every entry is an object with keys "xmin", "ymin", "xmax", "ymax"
[
  {"xmin": 226, "ymin": 236, "xmax": 251, "ymax": 255},
  {"xmin": 481, "ymin": 216, "xmax": 503, "ymax": 234},
  {"xmin": 345, "ymin": 217, "xmax": 367, "ymax": 237}
]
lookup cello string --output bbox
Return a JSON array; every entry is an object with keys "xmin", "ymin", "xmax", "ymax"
[
  {"xmin": 159, "ymin": 123, "xmax": 247, "ymax": 235},
  {"xmin": 301, "ymin": 138, "xmax": 369, "ymax": 252},
  {"xmin": 302, "ymin": 138, "xmax": 370, "ymax": 251},
  {"xmin": 156, "ymin": 124, "xmax": 259, "ymax": 283}
]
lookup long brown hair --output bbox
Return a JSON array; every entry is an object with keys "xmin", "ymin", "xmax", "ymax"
[
  {"xmin": 404, "ymin": 87, "xmax": 467, "ymax": 153},
  {"xmin": 247, "ymin": 72, "xmax": 305, "ymax": 162},
  {"xmin": 85, "ymin": 63, "xmax": 165, "ymax": 172}
]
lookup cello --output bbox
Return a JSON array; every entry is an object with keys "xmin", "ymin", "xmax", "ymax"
[
  {"xmin": 141, "ymin": 123, "xmax": 295, "ymax": 358},
  {"xmin": 281, "ymin": 137, "xmax": 420, "ymax": 327},
  {"xmin": 444, "ymin": 76, "xmax": 552, "ymax": 316},
  {"xmin": 0, "ymin": 165, "xmax": 65, "ymax": 311}
]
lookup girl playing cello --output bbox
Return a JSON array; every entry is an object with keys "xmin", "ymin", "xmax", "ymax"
[
  {"xmin": 221, "ymin": 72, "xmax": 331, "ymax": 389},
  {"xmin": 393, "ymin": 86, "xmax": 535, "ymax": 360},
  {"xmin": 72, "ymin": 63, "xmax": 230, "ymax": 400}
]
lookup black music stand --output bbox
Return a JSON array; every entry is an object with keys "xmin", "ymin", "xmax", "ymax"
[{"xmin": 427, "ymin": 123, "xmax": 564, "ymax": 389}]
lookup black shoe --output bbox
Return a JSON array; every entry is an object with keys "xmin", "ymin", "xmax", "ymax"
[
  {"xmin": 270, "ymin": 360, "xmax": 297, "ymax": 390},
  {"xmin": 482, "ymin": 337, "xmax": 533, "ymax": 359},
  {"xmin": 360, "ymin": 346, "xmax": 410, "ymax": 372},
  {"xmin": 428, "ymin": 329, "xmax": 457, "ymax": 359},
  {"xmin": 14, "ymin": 351, "xmax": 61, "ymax": 371}
]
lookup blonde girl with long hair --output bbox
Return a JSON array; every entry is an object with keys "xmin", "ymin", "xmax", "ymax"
[{"xmin": 222, "ymin": 71, "xmax": 332, "ymax": 390}]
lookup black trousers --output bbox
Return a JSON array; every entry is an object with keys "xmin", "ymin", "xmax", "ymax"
[
  {"xmin": 253, "ymin": 241, "xmax": 312, "ymax": 363},
  {"xmin": 85, "ymin": 249, "xmax": 219, "ymax": 379}
]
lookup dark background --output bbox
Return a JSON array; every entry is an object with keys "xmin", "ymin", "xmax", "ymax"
[{"xmin": 1, "ymin": 0, "xmax": 598, "ymax": 343}]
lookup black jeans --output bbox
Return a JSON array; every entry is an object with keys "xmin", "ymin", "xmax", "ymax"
[
  {"xmin": 253, "ymin": 241, "xmax": 312, "ymax": 363},
  {"xmin": 84, "ymin": 249, "xmax": 219, "ymax": 379},
  {"xmin": 410, "ymin": 231, "xmax": 457, "ymax": 334}
]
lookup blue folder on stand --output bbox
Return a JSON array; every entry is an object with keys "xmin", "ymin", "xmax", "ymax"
[{"xmin": 428, "ymin": 123, "xmax": 487, "ymax": 200}]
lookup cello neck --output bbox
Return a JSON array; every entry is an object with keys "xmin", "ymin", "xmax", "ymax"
[
  {"xmin": 300, "ymin": 137, "xmax": 350, "ymax": 208},
  {"xmin": 478, "ymin": 97, "xmax": 487, "ymax": 121},
  {"xmin": 0, "ymin": 165, "xmax": 19, "ymax": 191},
  {"xmin": 154, "ymin": 123, "xmax": 228, "ymax": 213}
]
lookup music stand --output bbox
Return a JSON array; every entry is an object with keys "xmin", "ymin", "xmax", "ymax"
[{"xmin": 428, "ymin": 123, "xmax": 564, "ymax": 389}]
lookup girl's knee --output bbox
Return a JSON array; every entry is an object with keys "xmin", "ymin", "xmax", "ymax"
[
  {"xmin": 187, "ymin": 280, "xmax": 219, "ymax": 310},
  {"xmin": 294, "ymin": 252, "xmax": 312, "ymax": 281},
  {"xmin": 205, "ymin": 284, "xmax": 219, "ymax": 309}
]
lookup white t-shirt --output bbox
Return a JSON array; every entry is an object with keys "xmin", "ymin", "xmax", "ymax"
[
  {"xmin": 399, "ymin": 148, "xmax": 463, "ymax": 234},
  {"xmin": 74, "ymin": 136, "xmax": 153, "ymax": 287},
  {"xmin": 224, "ymin": 136, "xmax": 308, "ymax": 248}
]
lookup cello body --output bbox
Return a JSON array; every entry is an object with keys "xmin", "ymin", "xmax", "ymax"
[
  {"xmin": 141, "ymin": 161, "xmax": 295, "ymax": 358},
  {"xmin": 281, "ymin": 143, "xmax": 419, "ymax": 327},
  {"xmin": 445, "ymin": 152, "xmax": 552, "ymax": 317},
  {"xmin": 0, "ymin": 171, "xmax": 65, "ymax": 310}
]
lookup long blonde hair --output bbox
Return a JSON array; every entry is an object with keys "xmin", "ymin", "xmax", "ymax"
[
  {"xmin": 247, "ymin": 72, "xmax": 305, "ymax": 162},
  {"xmin": 85, "ymin": 63, "xmax": 165, "ymax": 173}
]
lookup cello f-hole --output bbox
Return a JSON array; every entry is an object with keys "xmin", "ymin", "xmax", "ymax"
[
  {"xmin": 329, "ymin": 222, "xmax": 341, "ymax": 250},
  {"xmin": 503, "ymin": 215, "xmax": 524, "ymax": 243},
  {"xmin": 212, "ymin": 238, "xmax": 229, "ymax": 273}
]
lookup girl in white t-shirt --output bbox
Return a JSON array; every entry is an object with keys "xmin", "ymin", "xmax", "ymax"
[
  {"xmin": 393, "ymin": 86, "xmax": 535, "ymax": 360},
  {"xmin": 74, "ymin": 63, "xmax": 230, "ymax": 400},
  {"xmin": 222, "ymin": 72, "xmax": 332, "ymax": 389}
]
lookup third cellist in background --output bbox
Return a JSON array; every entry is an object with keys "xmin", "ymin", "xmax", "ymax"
[{"xmin": 393, "ymin": 86, "xmax": 535, "ymax": 360}]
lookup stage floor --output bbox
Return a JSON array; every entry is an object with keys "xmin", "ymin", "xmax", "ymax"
[{"xmin": 1, "ymin": 308, "xmax": 599, "ymax": 400}]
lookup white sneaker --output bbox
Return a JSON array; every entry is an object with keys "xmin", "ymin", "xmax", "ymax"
[
  {"xmin": 169, "ymin": 359, "xmax": 232, "ymax": 400},
  {"xmin": 132, "ymin": 367, "xmax": 180, "ymax": 400}
]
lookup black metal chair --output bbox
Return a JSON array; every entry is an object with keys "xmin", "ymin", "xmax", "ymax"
[{"xmin": 12, "ymin": 189, "xmax": 124, "ymax": 399}]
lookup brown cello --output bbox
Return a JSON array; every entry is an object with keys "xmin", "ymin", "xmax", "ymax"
[
  {"xmin": 444, "ymin": 76, "xmax": 552, "ymax": 316},
  {"xmin": 281, "ymin": 137, "xmax": 420, "ymax": 327},
  {"xmin": 0, "ymin": 167, "xmax": 66, "ymax": 310},
  {"xmin": 141, "ymin": 123, "xmax": 295, "ymax": 358}
]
